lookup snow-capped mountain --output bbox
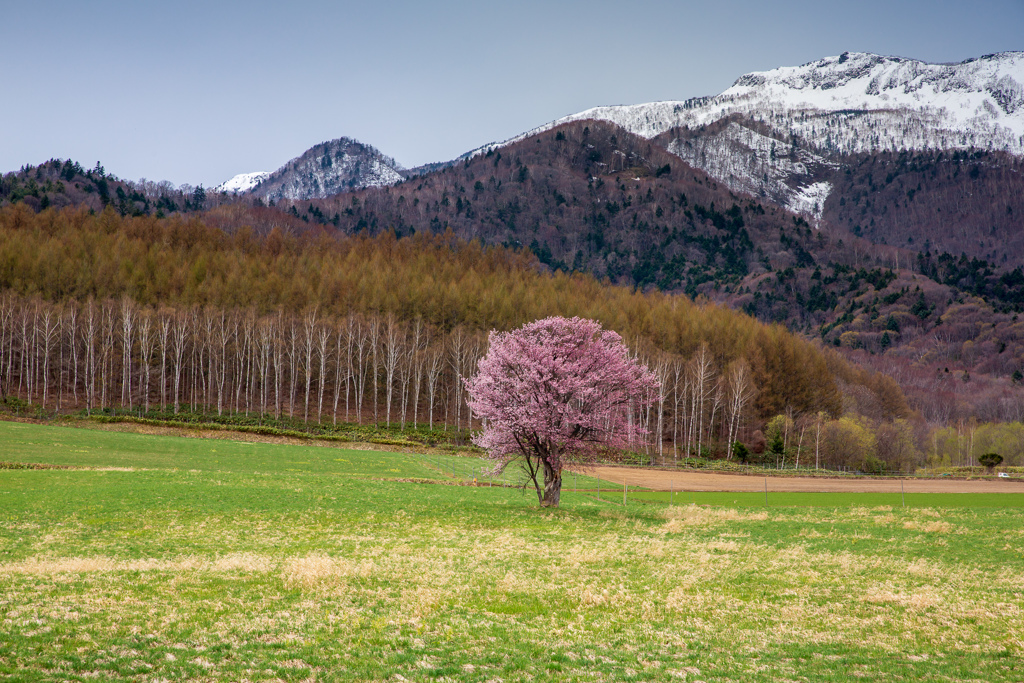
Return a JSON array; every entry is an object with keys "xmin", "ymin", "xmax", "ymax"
[
  {"xmin": 217, "ymin": 137, "xmax": 403, "ymax": 202},
  {"xmin": 527, "ymin": 51, "xmax": 1024, "ymax": 152},
  {"xmin": 213, "ymin": 172, "xmax": 270, "ymax": 194},
  {"xmin": 472, "ymin": 51, "xmax": 1024, "ymax": 221},
  {"xmin": 211, "ymin": 52, "xmax": 1023, "ymax": 221}
]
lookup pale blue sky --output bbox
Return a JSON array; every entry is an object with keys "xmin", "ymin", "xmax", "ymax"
[{"xmin": 2, "ymin": 0, "xmax": 1021, "ymax": 187}]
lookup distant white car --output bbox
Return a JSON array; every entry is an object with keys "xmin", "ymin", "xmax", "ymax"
[{"xmin": 998, "ymin": 472, "xmax": 1010, "ymax": 478}]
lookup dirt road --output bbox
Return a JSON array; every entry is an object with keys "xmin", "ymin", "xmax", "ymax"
[{"xmin": 589, "ymin": 465, "xmax": 1024, "ymax": 494}]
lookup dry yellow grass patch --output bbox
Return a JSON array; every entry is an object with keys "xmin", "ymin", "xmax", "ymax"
[
  {"xmin": 705, "ymin": 540, "xmax": 740, "ymax": 553},
  {"xmin": 903, "ymin": 520, "xmax": 954, "ymax": 533},
  {"xmin": 400, "ymin": 585, "xmax": 446, "ymax": 617},
  {"xmin": 796, "ymin": 527, "xmax": 827, "ymax": 538},
  {"xmin": 862, "ymin": 586, "xmax": 943, "ymax": 610},
  {"xmin": 574, "ymin": 585, "xmax": 614, "ymax": 606},
  {"xmin": 210, "ymin": 553, "xmax": 275, "ymax": 572},
  {"xmin": 659, "ymin": 505, "xmax": 768, "ymax": 532},
  {"xmin": 72, "ymin": 466, "xmax": 145, "ymax": 471},
  {"xmin": 281, "ymin": 554, "xmax": 376, "ymax": 586},
  {"xmin": 903, "ymin": 558, "xmax": 942, "ymax": 578},
  {"xmin": 0, "ymin": 553, "xmax": 275, "ymax": 575},
  {"xmin": 663, "ymin": 587, "xmax": 750, "ymax": 638}
]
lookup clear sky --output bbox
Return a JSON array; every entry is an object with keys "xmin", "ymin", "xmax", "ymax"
[{"xmin": 2, "ymin": 0, "xmax": 1021, "ymax": 187}]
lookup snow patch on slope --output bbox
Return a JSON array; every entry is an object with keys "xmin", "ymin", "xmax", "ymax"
[
  {"xmin": 788, "ymin": 182, "xmax": 832, "ymax": 226},
  {"xmin": 666, "ymin": 121, "xmax": 838, "ymax": 218},
  {"xmin": 214, "ymin": 172, "xmax": 270, "ymax": 194}
]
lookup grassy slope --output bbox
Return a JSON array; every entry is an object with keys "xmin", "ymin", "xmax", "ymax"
[{"xmin": 0, "ymin": 421, "xmax": 1022, "ymax": 682}]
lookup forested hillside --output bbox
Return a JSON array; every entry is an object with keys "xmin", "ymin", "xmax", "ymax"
[
  {"xmin": 256, "ymin": 121, "xmax": 1024, "ymax": 424},
  {"xmin": 6, "ymin": 112, "xmax": 1024, "ymax": 467},
  {"xmin": 308, "ymin": 120, "xmax": 819, "ymax": 294},
  {"xmin": 0, "ymin": 202, "xmax": 939, "ymax": 468},
  {"xmin": 821, "ymin": 149, "xmax": 1024, "ymax": 265},
  {"xmin": 6, "ymin": 120, "xmax": 1024, "ymax": 430},
  {"xmin": 0, "ymin": 159, "xmax": 226, "ymax": 217}
]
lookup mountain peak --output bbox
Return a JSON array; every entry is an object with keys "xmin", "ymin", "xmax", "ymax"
[
  {"xmin": 214, "ymin": 137, "xmax": 403, "ymax": 202},
  {"xmin": 456, "ymin": 51, "xmax": 1023, "ymax": 222},
  {"xmin": 213, "ymin": 171, "xmax": 270, "ymax": 194},
  {"xmin": 723, "ymin": 50, "xmax": 1024, "ymax": 125},
  {"xmin": 476, "ymin": 50, "xmax": 1024, "ymax": 160}
]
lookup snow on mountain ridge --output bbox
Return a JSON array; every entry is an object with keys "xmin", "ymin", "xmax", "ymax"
[
  {"xmin": 468, "ymin": 51, "xmax": 1023, "ymax": 220},
  {"xmin": 538, "ymin": 51, "xmax": 1024, "ymax": 153},
  {"xmin": 714, "ymin": 51, "xmax": 1024, "ymax": 151},
  {"xmin": 212, "ymin": 52, "xmax": 1023, "ymax": 218},
  {"xmin": 214, "ymin": 172, "xmax": 270, "ymax": 194}
]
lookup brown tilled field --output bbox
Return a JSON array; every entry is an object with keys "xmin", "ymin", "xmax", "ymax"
[{"xmin": 590, "ymin": 465, "xmax": 1024, "ymax": 493}]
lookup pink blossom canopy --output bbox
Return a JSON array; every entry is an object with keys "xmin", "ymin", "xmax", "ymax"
[{"xmin": 465, "ymin": 316, "xmax": 660, "ymax": 471}]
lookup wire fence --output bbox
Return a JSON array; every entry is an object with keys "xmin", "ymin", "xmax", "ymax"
[
  {"xmin": 405, "ymin": 453, "xmax": 1024, "ymax": 510},
  {"xmin": 586, "ymin": 456, "xmax": 1023, "ymax": 481}
]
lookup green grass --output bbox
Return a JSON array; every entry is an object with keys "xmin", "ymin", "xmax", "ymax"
[
  {"xmin": 1, "ymin": 420, "xmax": 1023, "ymax": 681},
  {"xmin": 626, "ymin": 489, "xmax": 1024, "ymax": 508},
  {"xmin": 0, "ymin": 420, "xmax": 614, "ymax": 489},
  {"xmin": 0, "ymin": 400, "xmax": 479, "ymax": 451}
]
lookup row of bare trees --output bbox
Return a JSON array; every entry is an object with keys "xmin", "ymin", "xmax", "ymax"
[
  {"xmin": 0, "ymin": 293, "xmax": 758, "ymax": 456},
  {"xmin": 0, "ymin": 294, "xmax": 487, "ymax": 431},
  {"xmin": 635, "ymin": 343, "xmax": 757, "ymax": 462}
]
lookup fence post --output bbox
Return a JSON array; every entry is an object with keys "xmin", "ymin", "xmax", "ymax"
[{"xmin": 764, "ymin": 477, "xmax": 768, "ymax": 506}]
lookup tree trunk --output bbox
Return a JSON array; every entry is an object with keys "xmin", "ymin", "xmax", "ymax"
[{"xmin": 539, "ymin": 460, "xmax": 562, "ymax": 508}]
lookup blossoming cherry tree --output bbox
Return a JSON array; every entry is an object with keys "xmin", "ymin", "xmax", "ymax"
[{"xmin": 465, "ymin": 316, "xmax": 660, "ymax": 507}]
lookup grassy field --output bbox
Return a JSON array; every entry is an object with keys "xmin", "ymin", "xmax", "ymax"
[
  {"xmin": 622, "ymin": 489, "xmax": 1024, "ymax": 508},
  {"xmin": 1, "ymin": 421, "xmax": 1023, "ymax": 682}
]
